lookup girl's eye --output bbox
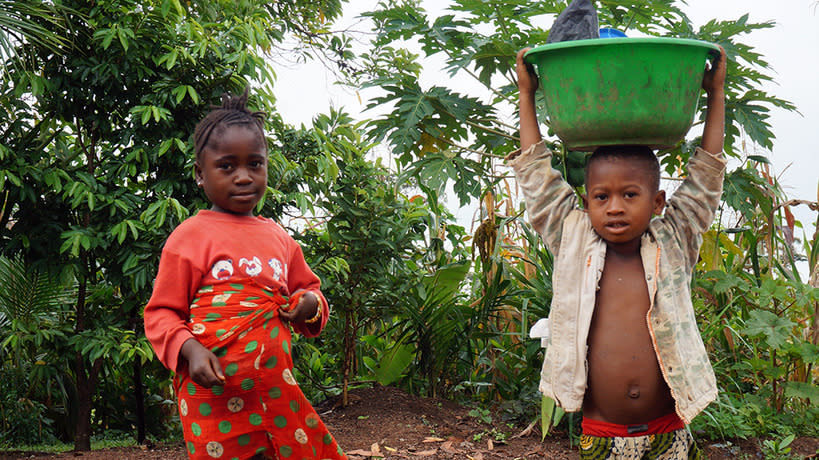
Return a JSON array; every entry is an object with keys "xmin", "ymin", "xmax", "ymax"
[
  {"xmin": 595, "ymin": 194, "xmax": 607, "ymax": 201},
  {"xmin": 218, "ymin": 163, "xmax": 233, "ymax": 170},
  {"xmin": 625, "ymin": 191, "xmax": 637, "ymax": 198}
]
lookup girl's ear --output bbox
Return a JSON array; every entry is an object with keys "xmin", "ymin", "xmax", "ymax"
[
  {"xmin": 194, "ymin": 161, "xmax": 204, "ymax": 187},
  {"xmin": 653, "ymin": 190, "xmax": 666, "ymax": 216}
]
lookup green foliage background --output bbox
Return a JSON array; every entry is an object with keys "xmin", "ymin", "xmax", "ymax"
[{"xmin": 0, "ymin": 0, "xmax": 817, "ymax": 452}]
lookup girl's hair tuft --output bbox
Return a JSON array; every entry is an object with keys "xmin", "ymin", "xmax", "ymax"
[{"xmin": 193, "ymin": 87, "xmax": 266, "ymax": 158}]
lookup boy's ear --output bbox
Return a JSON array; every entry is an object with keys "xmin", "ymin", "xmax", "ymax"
[
  {"xmin": 581, "ymin": 193, "xmax": 589, "ymax": 210},
  {"xmin": 653, "ymin": 190, "xmax": 666, "ymax": 216}
]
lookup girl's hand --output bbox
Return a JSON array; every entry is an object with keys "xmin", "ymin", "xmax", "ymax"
[
  {"xmin": 279, "ymin": 291, "xmax": 319, "ymax": 324},
  {"xmin": 516, "ymin": 48, "xmax": 539, "ymax": 97},
  {"xmin": 180, "ymin": 338, "xmax": 225, "ymax": 388}
]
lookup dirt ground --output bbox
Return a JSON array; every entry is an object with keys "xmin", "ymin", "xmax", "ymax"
[{"xmin": 3, "ymin": 385, "xmax": 819, "ymax": 459}]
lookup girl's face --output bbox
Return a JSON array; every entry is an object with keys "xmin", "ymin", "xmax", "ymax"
[{"xmin": 194, "ymin": 125, "xmax": 268, "ymax": 216}]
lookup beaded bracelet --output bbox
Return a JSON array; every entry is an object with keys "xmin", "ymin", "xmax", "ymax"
[{"xmin": 303, "ymin": 293, "xmax": 322, "ymax": 324}]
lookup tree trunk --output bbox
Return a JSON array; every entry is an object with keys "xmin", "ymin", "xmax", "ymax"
[
  {"xmin": 130, "ymin": 315, "xmax": 147, "ymax": 445},
  {"xmin": 73, "ymin": 354, "xmax": 92, "ymax": 452},
  {"xmin": 134, "ymin": 358, "xmax": 146, "ymax": 444},
  {"xmin": 341, "ymin": 311, "xmax": 353, "ymax": 407},
  {"xmin": 72, "ymin": 271, "xmax": 101, "ymax": 452},
  {"xmin": 73, "ymin": 275, "xmax": 90, "ymax": 451},
  {"xmin": 811, "ymin": 259, "xmax": 819, "ymax": 345}
]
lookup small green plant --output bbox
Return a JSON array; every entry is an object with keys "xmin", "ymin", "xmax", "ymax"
[
  {"xmin": 472, "ymin": 428, "xmax": 508, "ymax": 443},
  {"xmin": 468, "ymin": 407, "xmax": 492, "ymax": 424},
  {"xmin": 761, "ymin": 433, "xmax": 795, "ymax": 460}
]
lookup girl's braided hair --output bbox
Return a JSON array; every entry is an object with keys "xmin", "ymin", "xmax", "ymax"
[{"xmin": 193, "ymin": 88, "xmax": 266, "ymax": 159}]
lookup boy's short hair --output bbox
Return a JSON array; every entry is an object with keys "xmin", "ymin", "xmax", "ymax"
[{"xmin": 585, "ymin": 145, "xmax": 660, "ymax": 191}]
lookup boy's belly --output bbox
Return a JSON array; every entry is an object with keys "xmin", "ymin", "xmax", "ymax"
[
  {"xmin": 583, "ymin": 326, "xmax": 675, "ymax": 425},
  {"xmin": 583, "ymin": 305, "xmax": 676, "ymax": 425}
]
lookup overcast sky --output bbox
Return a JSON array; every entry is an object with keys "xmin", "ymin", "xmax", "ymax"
[{"xmin": 272, "ymin": 1, "xmax": 818, "ymax": 242}]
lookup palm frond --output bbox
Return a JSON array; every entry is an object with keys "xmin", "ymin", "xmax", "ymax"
[
  {"xmin": 0, "ymin": 0, "xmax": 73, "ymax": 73},
  {"xmin": 0, "ymin": 255, "xmax": 72, "ymax": 323}
]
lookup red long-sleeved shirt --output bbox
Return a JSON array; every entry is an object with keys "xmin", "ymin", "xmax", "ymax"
[{"xmin": 143, "ymin": 210, "xmax": 328, "ymax": 372}]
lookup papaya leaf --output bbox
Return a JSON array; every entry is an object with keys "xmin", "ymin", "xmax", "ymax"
[
  {"xmin": 784, "ymin": 381, "xmax": 819, "ymax": 406},
  {"xmin": 743, "ymin": 309, "xmax": 795, "ymax": 350}
]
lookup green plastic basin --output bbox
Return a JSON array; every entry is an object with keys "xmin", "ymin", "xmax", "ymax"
[{"xmin": 524, "ymin": 37, "xmax": 720, "ymax": 151}]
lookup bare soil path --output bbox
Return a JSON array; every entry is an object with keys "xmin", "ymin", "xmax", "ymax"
[{"xmin": 3, "ymin": 386, "xmax": 818, "ymax": 459}]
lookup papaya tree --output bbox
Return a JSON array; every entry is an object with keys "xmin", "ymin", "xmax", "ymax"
[{"xmin": 332, "ymin": 0, "xmax": 814, "ymax": 434}]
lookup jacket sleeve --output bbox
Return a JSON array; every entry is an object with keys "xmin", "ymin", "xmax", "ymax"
[
  {"xmin": 509, "ymin": 141, "xmax": 580, "ymax": 258},
  {"xmin": 661, "ymin": 147, "xmax": 726, "ymax": 267},
  {"xmin": 285, "ymin": 241, "xmax": 329, "ymax": 337}
]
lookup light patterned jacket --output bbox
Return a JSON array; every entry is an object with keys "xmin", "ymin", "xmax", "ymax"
[{"xmin": 509, "ymin": 141, "xmax": 725, "ymax": 423}]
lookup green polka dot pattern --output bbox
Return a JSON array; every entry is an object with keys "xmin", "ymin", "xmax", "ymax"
[
  {"xmin": 280, "ymin": 445, "xmax": 293, "ymax": 457},
  {"xmin": 174, "ymin": 281, "xmax": 346, "ymax": 459},
  {"xmin": 249, "ymin": 413, "xmax": 263, "ymax": 426}
]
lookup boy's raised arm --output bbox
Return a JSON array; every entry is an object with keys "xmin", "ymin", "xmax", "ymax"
[
  {"xmin": 701, "ymin": 46, "xmax": 726, "ymax": 156},
  {"xmin": 514, "ymin": 48, "xmax": 543, "ymax": 158}
]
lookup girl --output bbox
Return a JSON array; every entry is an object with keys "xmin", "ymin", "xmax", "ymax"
[{"xmin": 144, "ymin": 90, "xmax": 347, "ymax": 460}]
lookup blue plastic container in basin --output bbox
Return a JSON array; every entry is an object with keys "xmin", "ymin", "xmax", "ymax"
[{"xmin": 599, "ymin": 28, "xmax": 627, "ymax": 38}]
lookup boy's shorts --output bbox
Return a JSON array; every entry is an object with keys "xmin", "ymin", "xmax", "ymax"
[{"xmin": 579, "ymin": 413, "xmax": 702, "ymax": 459}]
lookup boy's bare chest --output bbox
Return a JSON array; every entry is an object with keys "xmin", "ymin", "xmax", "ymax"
[
  {"xmin": 589, "ymin": 253, "xmax": 653, "ymax": 355},
  {"xmin": 584, "ymin": 253, "xmax": 673, "ymax": 424},
  {"xmin": 596, "ymin": 252, "xmax": 649, "ymax": 309}
]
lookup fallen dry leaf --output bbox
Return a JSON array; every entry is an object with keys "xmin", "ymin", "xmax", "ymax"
[
  {"xmin": 423, "ymin": 437, "xmax": 445, "ymax": 443},
  {"xmin": 415, "ymin": 450, "xmax": 438, "ymax": 456},
  {"xmin": 441, "ymin": 441, "xmax": 458, "ymax": 453},
  {"xmin": 487, "ymin": 439, "xmax": 494, "ymax": 450}
]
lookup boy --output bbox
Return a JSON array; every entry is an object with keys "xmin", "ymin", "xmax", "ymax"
[{"xmin": 508, "ymin": 46, "xmax": 727, "ymax": 458}]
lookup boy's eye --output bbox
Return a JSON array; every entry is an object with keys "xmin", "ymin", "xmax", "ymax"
[
  {"xmin": 625, "ymin": 191, "xmax": 637, "ymax": 198},
  {"xmin": 218, "ymin": 163, "xmax": 233, "ymax": 170},
  {"xmin": 594, "ymin": 194, "xmax": 607, "ymax": 201}
]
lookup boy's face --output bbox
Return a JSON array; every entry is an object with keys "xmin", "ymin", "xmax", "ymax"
[
  {"xmin": 194, "ymin": 125, "xmax": 268, "ymax": 216},
  {"xmin": 582, "ymin": 157, "xmax": 666, "ymax": 247}
]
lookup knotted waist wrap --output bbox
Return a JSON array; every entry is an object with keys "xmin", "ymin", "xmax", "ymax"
[
  {"xmin": 187, "ymin": 280, "xmax": 287, "ymax": 350},
  {"xmin": 175, "ymin": 279, "xmax": 346, "ymax": 459}
]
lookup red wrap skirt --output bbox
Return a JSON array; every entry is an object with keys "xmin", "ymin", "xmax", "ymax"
[{"xmin": 174, "ymin": 280, "xmax": 346, "ymax": 459}]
